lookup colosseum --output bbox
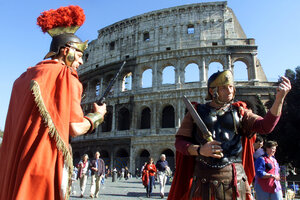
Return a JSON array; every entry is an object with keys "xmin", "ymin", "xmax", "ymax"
[{"xmin": 71, "ymin": 1, "xmax": 276, "ymax": 174}]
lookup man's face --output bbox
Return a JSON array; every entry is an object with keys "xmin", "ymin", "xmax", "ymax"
[
  {"xmin": 161, "ymin": 156, "xmax": 166, "ymax": 161},
  {"xmin": 95, "ymin": 152, "xmax": 100, "ymax": 159},
  {"xmin": 216, "ymin": 84, "xmax": 234, "ymax": 102},
  {"xmin": 70, "ymin": 50, "xmax": 83, "ymax": 71},
  {"xmin": 254, "ymin": 141, "xmax": 263, "ymax": 150}
]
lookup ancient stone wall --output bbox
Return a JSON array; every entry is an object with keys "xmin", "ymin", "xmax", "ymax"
[{"xmin": 71, "ymin": 1, "xmax": 275, "ymax": 174}]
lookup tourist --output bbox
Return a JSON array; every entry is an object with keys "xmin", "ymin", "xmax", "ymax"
[
  {"xmin": 90, "ymin": 151, "xmax": 105, "ymax": 198},
  {"xmin": 254, "ymin": 140, "xmax": 283, "ymax": 200}
]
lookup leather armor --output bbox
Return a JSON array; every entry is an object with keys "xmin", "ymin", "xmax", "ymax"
[{"xmin": 193, "ymin": 103, "xmax": 243, "ymax": 168}]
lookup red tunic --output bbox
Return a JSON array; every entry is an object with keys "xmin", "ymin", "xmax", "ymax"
[{"xmin": 0, "ymin": 60, "xmax": 84, "ymax": 200}]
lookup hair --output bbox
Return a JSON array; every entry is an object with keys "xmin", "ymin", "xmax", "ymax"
[
  {"xmin": 148, "ymin": 157, "xmax": 154, "ymax": 163},
  {"xmin": 255, "ymin": 134, "xmax": 264, "ymax": 143},
  {"xmin": 160, "ymin": 154, "xmax": 166, "ymax": 159},
  {"xmin": 263, "ymin": 140, "xmax": 278, "ymax": 151},
  {"xmin": 82, "ymin": 153, "xmax": 89, "ymax": 160}
]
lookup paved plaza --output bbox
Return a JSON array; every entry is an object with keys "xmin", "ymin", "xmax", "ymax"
[{"xmin": 70, "ymin": 176, "xmax": 171, "ymax": 200}]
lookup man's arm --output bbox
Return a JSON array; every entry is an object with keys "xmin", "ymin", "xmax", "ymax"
[
  {"xmin": 70, "ymin": 103, "xmax": 107, "ymax": 137},
  {"xmin": 269, "ymin": 76, "xmax": 291, "ymax": 116}
]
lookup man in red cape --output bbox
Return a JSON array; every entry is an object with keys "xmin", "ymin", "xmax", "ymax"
[
  {"xmin": 168, "ymin": 70, "xmax": 291, "ymax": 200},
  {"xmin": 0, "ymin": 6, "xmax": 106, "ymax": 200}
]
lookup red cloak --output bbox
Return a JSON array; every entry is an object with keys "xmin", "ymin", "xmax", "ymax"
[{"xmin": 0, "ymin": 60, "xmax": 84, "ymax": 200}]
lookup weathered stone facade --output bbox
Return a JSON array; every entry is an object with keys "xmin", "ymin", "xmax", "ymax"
[{"xmin": 71, "ymin": 1, "xmax": 276, "ymax": 174}]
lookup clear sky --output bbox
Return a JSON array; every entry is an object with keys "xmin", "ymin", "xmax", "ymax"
[{"xmin": 0, "ymin": 0, "xmax": 299, "ymax": 130}]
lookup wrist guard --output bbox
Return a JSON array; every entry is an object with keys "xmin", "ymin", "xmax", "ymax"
[{"xmin": 84, "ymin": 112, "xmax": 104, "ymax": 134}]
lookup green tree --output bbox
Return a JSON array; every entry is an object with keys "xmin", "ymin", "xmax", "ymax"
[{"xmin": 266, "ymin": 67, "xmax": 300, "ymax": 168}]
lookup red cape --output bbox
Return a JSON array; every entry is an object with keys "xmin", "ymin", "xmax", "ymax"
[
  {"xmin": 0, "ymin": 60, "xmax": 84, "ymax": 200},
  {"xmin": 168, "ymin": 102, "xmax": 256, "ymax": 200}
]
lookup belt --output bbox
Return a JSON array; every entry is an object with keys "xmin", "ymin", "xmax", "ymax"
[{"xmin": 196, "ymin": 155, "xmax": 242, "ymax": 169}]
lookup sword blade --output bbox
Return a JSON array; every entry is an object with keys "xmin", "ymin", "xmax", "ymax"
[{"xmin": 182, "ymin": 95, "xmax": 213, "ymax": 142}]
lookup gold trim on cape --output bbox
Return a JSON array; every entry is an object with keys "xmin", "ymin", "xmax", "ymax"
[{"xmin": 30, "ymin": 80, "xmax": 73, "ymax": 199}]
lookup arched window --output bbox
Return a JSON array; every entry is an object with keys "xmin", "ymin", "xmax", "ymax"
[
  {"xmin": 103, "ymin": 75, "xmax": 114, "ymax": 97},
  {"xmin": 233, "ymin": 61, "xmax": 248, "ymax": 81},
  {"xmin": 100, "ymin": 150, "xmax": 110, "ymax": 167},
  {"xmin": 185, "ymin": 63, "xmax": 199, "ymax": 83},
  {"xmin": 187, "ymin": 24, "xmax": 195, "ymax": 34},
  {"xmin": 162, "ymin": 66, "xmax": 175, "ymax": 84},
  {"xmin": 118, "ymin": 107, "xmax": 130, "ymax": 130},
  {"xmin": 115, "ymin": 148, "xmax": 129, "ymax": 170},
  {"xmin": 122, "ymin": 72, "xmax": 132, "ymax": 91},
  {"xmin": 142, "ymin": 69, "xmax": 152, "ymax": 88},
  {"xmin": 140, "ymin": 150, "xmax": 150, "ymax": 157},
  {"xmin": 207, "ymin": 62, "xmax": 223, "ymax": 79},
  {"xmin": 136, "ymin": 149, "xmax": 150, "ymax": 173},
  {"xmin": 101, "ymin": 106, "xmax": 112, "ymax": 132},
  {"xmin": 162, "ymin": 105, "xmax": 175, "ymax": 128},
  {"xmin": 96, "ymin": 82, "xmax": 100, "ymax": 96},
  {"xmin": 143, "ymin": 32, "xmax": 150, "ymax": 41},
  {"xmin": 141, "ymin": 107, "xmax": 151, "ymax": 129}
]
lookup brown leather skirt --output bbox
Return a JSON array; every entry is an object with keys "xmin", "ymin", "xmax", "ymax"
[{"xmin": 189, "ymin": 162, "xmax": 250, "ymax": 200}]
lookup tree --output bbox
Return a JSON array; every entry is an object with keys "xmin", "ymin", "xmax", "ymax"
[{"xmin": 265, "ymin": 67, "xmax": 300, "ymax": 168}]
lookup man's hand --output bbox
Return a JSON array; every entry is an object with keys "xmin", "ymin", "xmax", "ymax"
[
  {"xmin": 93, "ymin": 103, "xmax": 107, "ymax": 119},
  {"xmin": 270, "ymin": 76, "xmax": 291, "ymax": 116},
  {"xmin": 276, "ymin": 76, "xmax": 291, "ymax": 100},
  {"xmin": 200, "ymin": 141, "xmax": 223, "ymax": 159},
  {"xmin": 187, "ymin": 140, "xmax": 223, "ymax": 159}
]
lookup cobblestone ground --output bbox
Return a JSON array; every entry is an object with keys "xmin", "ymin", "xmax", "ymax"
[{"xmin": 70, "ymin": 176, "xmax": 171, "ymax": 200}]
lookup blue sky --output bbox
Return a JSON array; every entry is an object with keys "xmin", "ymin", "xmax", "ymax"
[{"xmin": 0, "ymin": 0, "xmax": 300, "ymax": 130}]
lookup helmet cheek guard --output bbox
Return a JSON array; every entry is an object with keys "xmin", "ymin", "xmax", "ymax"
[{"xmin": 65, "ymin": 48, "xmax": 76, "ymax": 67}]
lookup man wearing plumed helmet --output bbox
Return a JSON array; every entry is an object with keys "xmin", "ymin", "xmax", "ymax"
[{"xmin": 0, "ymin": 5, "xmax": 106, "ymax": 200}]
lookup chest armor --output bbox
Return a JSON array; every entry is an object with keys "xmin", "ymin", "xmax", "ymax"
[{"xmin": 193, "ymin": 103, "xmax": 243, "ymax": 168}]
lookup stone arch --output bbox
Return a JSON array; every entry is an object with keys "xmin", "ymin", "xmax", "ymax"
[
  {"xmin": 142, "ymin": 68, "xmax": 153, "ymax": 88},
  {"xmin": 122, "ymin": 72, "xmax": 132, "ymax": 91},
  {"xmin": 140, "ymin": 107, "xmax": 151, "ymax": 129},
  {"xmin": 101, "ymin": 105, "xmax": 113, "ymax": 132},
  {"xmin": 90, "ymin": 79, "xmax": 100, "ymax": 97},
  {"xmin": 135, "ymin": 149, "xmax": 150, "ymax": 174},
  {"xmin": 100, "ymin": 150, "xmax": 110, "ymax": 169},
  {"xmin": 207, "ymin": 61, "xmax": 224, "ymax": 80},
  {"xmin": 143, "ymin": 31, "xmax": 150, "ymax": 41},
  {"xmin": 115, "ymin": 148, "xmax": 129, "ymax": 170},
  {"xmin": 184, "ymin": 63, "xmax": 200, "ymax": 83},
  {"xmin": 232, "ymin": 58, "xmax": 250, "ymax": 81},
  {"xmin": 118, "ymin": 107, "xmax": 130, "ymax": 130},
  {"xmin": 162, "ymin": 105, "xmax": 175, "ymax": 128},
  {"xmin": 103, "ymin": 74, "xmax": 114, "ymax": 97},
  {"xmin": 161, "ymin": 148, "xmax": 175, "ymax": 171},
  {"xmin": 162, "ymin": 65, "xmax": 175, "ymax": 84}
]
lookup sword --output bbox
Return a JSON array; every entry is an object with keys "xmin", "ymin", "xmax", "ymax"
[
  {"xmin": 97, "ymin": 61, "xmax": 126, "ymax": 105},
  {"xmin": 183, "ymin": 95, "xmax": 223, "ymax": 156}
]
